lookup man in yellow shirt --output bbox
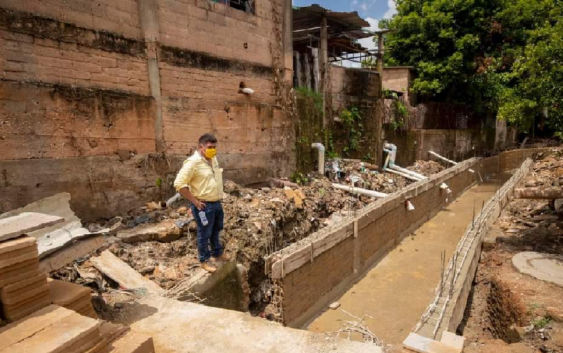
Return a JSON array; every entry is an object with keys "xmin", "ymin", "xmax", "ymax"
[{"xmin": 174, "ymin": 133, "xmax": 228, "ymax": 273}]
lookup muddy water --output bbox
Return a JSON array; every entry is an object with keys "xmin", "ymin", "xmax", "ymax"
[{"xmin": 307, "ymin": 183, "xmax": 497, "ymax": 345}]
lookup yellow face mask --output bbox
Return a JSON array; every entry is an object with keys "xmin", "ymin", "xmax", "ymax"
[{"xmin": 204, "ymin": 148, "xmax": 217, "ymax": 159}]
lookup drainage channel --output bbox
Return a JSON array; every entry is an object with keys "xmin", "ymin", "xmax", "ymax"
[{"xmin": 307, "ymin": 183, "xmax": 497, "ymax": 345}]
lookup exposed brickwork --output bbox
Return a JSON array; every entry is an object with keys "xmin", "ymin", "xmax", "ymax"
[
  {"xmin": 281, "ymin": 237, "xmax": 355, "ymax": 325},
  {"xmin": 0, "ymin": 0, "xmax": 143, "ymax": 39},
  {"xmin": 157, "ymin": 0, "xmax": 282, "ymax": 67},
  {"xmin": 276, "ymin": 159, "xmax": 480, "ymax": 327},
  {"xmin": 0, "ymin": 0, "xmax": 294, "ymax": 218},
  {"xmin": 0, "ymin": 29, "xmax": 150, "ymax": 95},
  {"xmin": 0, "ymin": 82, "xmax": 155, "ymax": 160}
]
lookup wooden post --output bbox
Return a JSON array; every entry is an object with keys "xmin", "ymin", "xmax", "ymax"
[
  {"xmin": 319, "ymin": 16, "xmax": 328, "ymax": 127},
  {"xmin": 377, "ymin": 32, "xmax": 384, "ymax": 73}
]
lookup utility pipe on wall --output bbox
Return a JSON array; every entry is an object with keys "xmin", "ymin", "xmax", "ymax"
[
  {"xmin": 311, "ymin": 143, "xmax": 325, "ymax": 175},
  {"xmin": 383, "ymin": 143, "xmax": 428, "ymax": 181},
  {"xmin": 332, "ymin": 183, "xmax": 388, "ymax": 198}
]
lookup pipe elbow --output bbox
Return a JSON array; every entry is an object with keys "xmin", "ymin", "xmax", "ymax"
[{"xmin": 311, "ymin": 143, "xmax": 325, "ymax": 152}]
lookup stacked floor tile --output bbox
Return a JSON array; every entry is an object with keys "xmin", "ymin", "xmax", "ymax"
[
  {"xmin": 0, "ymin": 236, "xmax": 51, "ymax": 322},
  {"xmin": 49, "ymin": 278, "xmax": 97, "ymax": 319},
  {"xmin": 0, "ymin": 305, "xmax": 105, "ymax": 353}
]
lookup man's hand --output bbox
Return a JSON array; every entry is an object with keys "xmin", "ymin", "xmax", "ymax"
[{"xmin": 195, "ymin": 200, "xmax": 206, "ymax": 211}]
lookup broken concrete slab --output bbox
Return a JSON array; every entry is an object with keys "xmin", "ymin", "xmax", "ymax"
[
  {"xmin": 117, "ymin": 219, "xmax": 181, "ymax": 244},
  {"xmin": 90, "ymin": 250, "xmax": 163, "ymax": 295},
  {"xmin": 40, "ymin": 235, "xmax": 104, "ymax": 274},
  {"xmin": 116, "ymin": 295, "xmax": 382, "ymax": 353},
  {"xmin": 108, "ymin": 331, "xmax": 155, "ymax": 353},
  {"xmin": 0, "ymin": 212, "xmax": 64, "ymax": 242},
  {"xmin": 0, "ymin": 193, "xmax": 108, "ymax": 259},
  {"xmin": 512, "ymin": 251, "xmax": 563, "ymax": 287}
]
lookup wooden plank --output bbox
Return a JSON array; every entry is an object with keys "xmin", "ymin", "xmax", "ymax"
[
  {"xmin": 312, "ymin": 227, "xmax": 349, "ymax": 257},
  {"xmin": 90, "ymin": 250, "xmax": 163, "ymax": 295},
  {"xmin": 0, "ymin": 305, "xmax": 74, "ymax": 350},
  {"xmin": 109, "ymin": 331, "xmax": 155, "ymax": 353},
  {"xmin": 0, "ymin": 236, "xmax": 35, "ymax": 255},
  {"xmin": 48, "ymin": 279, "xmax": 91, "ymax": 306},
  {"xmin": 3, "ymin": 310, "xmax": 100, "ymax": 353},
  {"xmin": 0, "ymin": 213, "xmax": 64, "ymax": 242}
]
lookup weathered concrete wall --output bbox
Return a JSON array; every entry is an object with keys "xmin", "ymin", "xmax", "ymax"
[
  {"xmin": 383, "ymin": 129, "xmax": 493, "ymax": 167},
  {"xmin": 382, "ymin": 66, "xmax": 415, "ymax": 106},
  {"xmin": 267, "ymin": 158, "xmax": 482, "ymax": 327},
  {"xmin": 0, "ymin": 0, "xmax": 294, "ymax": 218},
  {"xmin": 328, "ymin": 66, "xmax": 384, "ymax": 164}
]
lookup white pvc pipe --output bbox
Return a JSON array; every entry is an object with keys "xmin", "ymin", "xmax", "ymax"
[
  {"xmin": 332, "ymin": 183, "xmax": 388, "ymax": 198},
  {"xmin": 311, "ymin": 143, "xmax": 325, "ymax": 175},
  {"xmin": 166, "ymin": 193, "xmax": 182, "ymax": 207},
  {"xmin": 428, "ymin": 150, "xmax": 457, "ymax": 165},
  {"xmin": 386, "ymin": 168, "xmax": 422, "ymax": 182},
  {"xmin": 429, "ymin": 150, "xmax": 475, "ymax": 173},
  {"xmin": 391, "ymin": 165, "xmax": 427, "ymax": 180}
]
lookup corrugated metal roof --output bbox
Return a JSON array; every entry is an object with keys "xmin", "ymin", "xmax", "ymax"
[{"xmin": 293, "ymin": 4, "xmax": 370, "ymax": 31}]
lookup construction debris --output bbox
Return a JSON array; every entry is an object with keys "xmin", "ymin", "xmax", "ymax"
[
  {"xmin": 89, "ymin": 250, "xmax": 164, "ymax": 295},
  {"xmin": 0, "ymin": 212, "xmax": 64, "ymax": 242},
  {"xmin": 407, "ymin": 160, "xmax": 446, "ymax": 177}
]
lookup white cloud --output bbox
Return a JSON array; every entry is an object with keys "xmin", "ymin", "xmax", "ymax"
[
  {"xmin": 358, "ymin": 17, "xmax": 379, "ymax": 50},
  {"xmin": 384, "ymin": 0, "xmax": 397, "ymax": 19},
  {"xmin": 360, "ymin": 1, "xmax": 368, "ymax": 11},
  {"xmin": 352, "ymin": 0, "xmax": 358, "ymax": 5}
]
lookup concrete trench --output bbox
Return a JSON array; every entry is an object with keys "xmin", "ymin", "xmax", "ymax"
[{"xmin": 255, "ymin": 149, "xmax": 546, "ymax": 347}]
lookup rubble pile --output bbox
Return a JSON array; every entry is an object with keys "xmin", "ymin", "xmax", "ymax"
[
  {"xmin": 63, "ymin": 179, "xmax": 375, "ymax": 313},
  {"xmin": 327, "ymin": 159, "xmax": 412, "ymax": 193},
  {"xmin": 522, "ymin": 150, "xmax": 563, "ymax": 188},
  {"xmin": 407, "ymin": 160, "xmax": 446, "ymax": 176},
  {"xmin": 53, "ymin": 159, "xmax": 450, "ymax": 317},
  {"xmin": 496, "ymin": 150, "xmax": 563, "ymax": 254}
]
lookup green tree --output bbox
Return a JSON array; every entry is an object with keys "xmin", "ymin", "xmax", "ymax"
[
  {"xmin": 382, "ymin": 0, "xmax": 563, "ymax": 132},
  {"xmin": 497, "ymin": 3, "xmax": 563, "ymax": 132}
]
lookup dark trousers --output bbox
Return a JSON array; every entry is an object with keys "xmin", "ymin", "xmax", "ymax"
[{"xmin": 191, "ymin": 202, "xmax": 224, "ymax": 263}]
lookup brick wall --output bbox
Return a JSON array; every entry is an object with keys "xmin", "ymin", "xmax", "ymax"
[
  {"xmin": 0, "ymin": 0, "xmax": 294, "ymax": 218},
  {"xmin": 269, "ymin": 150, "xmax": 539, "ymax": 327},
  {"xmin": 271, "ymin": 158, "xmax": 481, "ymax": 327}
]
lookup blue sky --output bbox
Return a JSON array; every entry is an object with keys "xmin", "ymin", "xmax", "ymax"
[{"xmin": 292, "ymin": 0, "xmax": 397, "ymax": 50}]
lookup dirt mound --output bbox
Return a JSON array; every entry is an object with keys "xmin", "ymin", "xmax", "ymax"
[{"xmin": 407, "ymin": 160, "xmax": 446, "ymax": 176}]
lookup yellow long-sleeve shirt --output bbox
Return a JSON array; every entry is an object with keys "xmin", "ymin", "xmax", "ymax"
[{"xmin": 173, "ymin": 151, "xmax": 223, "ymax": 202}]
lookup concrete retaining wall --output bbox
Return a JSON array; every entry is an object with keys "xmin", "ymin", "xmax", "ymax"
[
  {"xmin": 266, "ymin": 158, "xmax": 485, "ymax": 327},
  {"xmin": 266, "ymin": 148, "xmax": 547, "ymax": 328},
  {"xmin": 413, "ymin": 157, "xmax": 534, "ymax": 340}
]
